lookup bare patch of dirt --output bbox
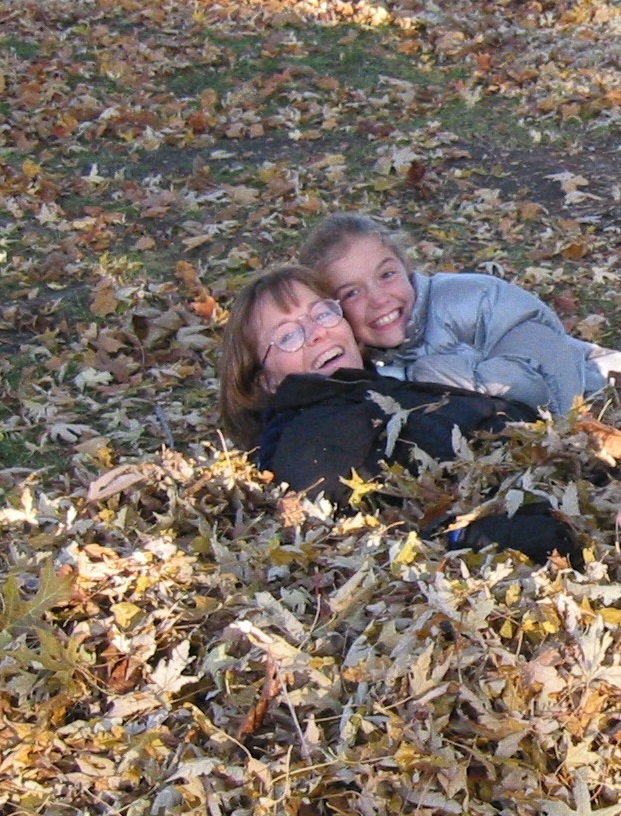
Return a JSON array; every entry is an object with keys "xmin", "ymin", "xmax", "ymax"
[{"xmin": 460, "ymin": 133, "xmax": 621, "ymax": 228}]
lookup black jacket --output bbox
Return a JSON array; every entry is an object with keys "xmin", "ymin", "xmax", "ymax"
[{"xmin": 258, "ymin": 368, "xmax": 535, "ymax": 506}]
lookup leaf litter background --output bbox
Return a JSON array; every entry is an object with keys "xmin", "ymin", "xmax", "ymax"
[{"xmin": 2, "ymin": 0, "xmax": 621, "ymax": 813}]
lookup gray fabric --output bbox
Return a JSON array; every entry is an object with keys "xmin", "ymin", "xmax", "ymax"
[{"xmin": 369, "ymin": 271, "xmax": 621, "ymax": 415}]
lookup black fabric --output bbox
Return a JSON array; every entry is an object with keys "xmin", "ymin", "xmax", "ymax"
[
  {"xmin": 259, "ymin": 368, "xmax": 535, "ymax": 506},
  {"xmin": 449, "ymin": 501, "xmax": 583, "ymax": 569}
]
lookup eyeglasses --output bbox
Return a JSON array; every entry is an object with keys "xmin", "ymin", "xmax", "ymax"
[{"xmin": 261, "ymin": 299, "xmax": 343, "ymax": 367}]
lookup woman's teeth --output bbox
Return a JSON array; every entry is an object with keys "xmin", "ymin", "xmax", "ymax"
[{"xmin": 314, "ymin": 348, "xmax": 342, "ymax": 369}]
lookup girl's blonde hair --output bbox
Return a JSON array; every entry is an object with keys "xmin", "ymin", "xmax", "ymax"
[
  {"xmin": 299, "ymin": 212, "xmax": 410, "ymax": 288},
  {"xmin": 219, "ymin": 264, "xmax": 332, "ymax": 450}
]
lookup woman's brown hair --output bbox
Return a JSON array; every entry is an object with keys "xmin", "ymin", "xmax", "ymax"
[{"xmin": 218, "ymin": 264, "xmax": 332, "ymax": 451}]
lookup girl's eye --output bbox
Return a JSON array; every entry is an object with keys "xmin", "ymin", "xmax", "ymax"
[
  {"xmin": 380, "ymin": 269, "xmax": 398, "ymax": 280},
  {"xmin": 341, "ymin": 288, "xmax": 360, "ymax": 302}
]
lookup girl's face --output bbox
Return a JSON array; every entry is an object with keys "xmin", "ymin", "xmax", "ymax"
[
  {"xmin": 253, "ymin": 281, "xmax": 364, "ymax": 391},
  {"xmin": 324, "ymin": 235, "xmax": 415, "ymax": 348}
]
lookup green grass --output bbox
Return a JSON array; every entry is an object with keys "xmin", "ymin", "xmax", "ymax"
[
  {"xmin": 0, "ymin": 435, "xmax": 68, "ymax": 471},
  {"xmin": 0, "ymin": 36, "xmax": 39, "ymax": 59}
]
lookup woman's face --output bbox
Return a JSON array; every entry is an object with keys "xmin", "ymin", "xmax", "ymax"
[{"xmin": 253, "ymin": 281, "xmax": 364, "ymax": 391}]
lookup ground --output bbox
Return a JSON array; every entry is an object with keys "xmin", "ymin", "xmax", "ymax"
[{"xmin": 2, "ymin": 2, "xmax": 621, "ymax": 815}]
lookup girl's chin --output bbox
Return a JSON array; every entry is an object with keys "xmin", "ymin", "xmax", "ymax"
[{"xmin": 368, "ymin": 330, "xmax": 406, "ymax": 347}]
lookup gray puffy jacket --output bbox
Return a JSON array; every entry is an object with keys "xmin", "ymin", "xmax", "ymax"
[{"xmin": 369, "ymin": 271, "xmax": 621, "ymax": 415}]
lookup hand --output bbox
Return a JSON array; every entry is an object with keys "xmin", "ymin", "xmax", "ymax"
[{"xmin": 448, "ymin": 502, "xmax": 583, "ymax": 569}]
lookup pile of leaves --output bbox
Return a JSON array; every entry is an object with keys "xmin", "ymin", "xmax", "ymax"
[
  {"xmin": 4, "ymin": 409, "xmax": 621, "ymax": 815},
  {"xmin": 2, "ymin": 0, "xmax": 621, "ymax": 814}
]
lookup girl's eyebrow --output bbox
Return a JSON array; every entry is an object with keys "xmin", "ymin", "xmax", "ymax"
[
  {"xmin": 377, "ymin": 254, "xmax": 400, "ymax": 268},
  {"xmin": 334, "ymin": 280, "xmax": 357, "ymax": 291},
  {"xmin": 333, "ymin": 255, "xmax": 400, "ymax": 292}
]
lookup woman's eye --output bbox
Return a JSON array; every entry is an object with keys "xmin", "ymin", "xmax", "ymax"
[
  {"xmin": 341, "ymin": 288, "xmax": 360, "ymax": 301},
  {"xmin": 278, "ymin": 329, "xmax": 298, "ymax": 347},
  {"xmin": 381, "ymin": 269, "xmax": 398, "ymax": 280}
]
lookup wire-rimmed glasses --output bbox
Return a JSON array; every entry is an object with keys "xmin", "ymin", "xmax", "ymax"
[{"xmin": 260, "ymin": 299, "xmax": 343, "ymax": 367}]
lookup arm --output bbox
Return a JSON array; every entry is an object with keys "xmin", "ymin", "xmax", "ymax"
[
  {"xmin": 404, "ymin": 274, "xmax": 590, "ymax": 414},
  {"xmin": 266, "ymin": 380, "xmax": 511, "ymax": 504},
  {"xmin": 448, "ymin": 502, "xmax": 583, "ymax": 569},
  {"xmin": 405, "ymin": 349, "xmax": 553, "ymax": 409}
]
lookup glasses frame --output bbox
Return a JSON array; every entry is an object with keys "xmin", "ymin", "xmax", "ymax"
[{"xmin": 260, "ymin": 298, "xmax": 343, "ymax": 367}]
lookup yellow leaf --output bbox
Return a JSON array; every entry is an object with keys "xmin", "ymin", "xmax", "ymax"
[
  {"xmin": 521, "ymin": 605, "xmax": 561, "ymax": 636},
  {"xmin": 505, "ymin": 582, "xmax": 521, "ymax": 606},
  {"xmin": 111, "ymin": 602, "xmax": 142, "ymax": 629},
  {"xmin": 394, "ymin": 741, "xmax": 422, "ymax": 772},
  {"xmin": 499, "ymin": 619, "xmax": 514, "ymax": 639},
  {"xmin": 340, "ymin": 469, "xmax": 381, "ymax": 508},
  {"xmin": 598, "ymin": 608, "xmax": 621, "ymax": 626},
  {"xmin": 0, "ymin": 559, "xmax": 74, "ymax": 634},
  {"xmin": 373, "ymin": 176, "xmax": 400, "ymax": 191},
  {"xmin": 391, "ymin": 531, "xmax": 420, "ymax": 568},
  {"xmin": 22, "ymin": 158, "xmax": 42, "ymax": 177}
]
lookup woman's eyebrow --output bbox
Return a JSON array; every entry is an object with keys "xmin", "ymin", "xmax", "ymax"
[{"xmin": 269, "ymin": 300, "xmax": 321, "ymax": 328}]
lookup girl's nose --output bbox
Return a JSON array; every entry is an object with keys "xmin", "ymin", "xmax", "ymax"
[{"xmin": 367, "ymin": 283, "xmax": 389, "ymax": 307}]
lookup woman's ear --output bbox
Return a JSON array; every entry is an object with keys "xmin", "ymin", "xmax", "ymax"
[{"xmin": 255, "ymin": 369, "xmax": 278, "ymax": 395}]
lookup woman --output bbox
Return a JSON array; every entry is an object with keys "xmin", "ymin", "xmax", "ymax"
[{"xmin": 219, "ymin": 264, "xmax": 580, "ymax": 566}]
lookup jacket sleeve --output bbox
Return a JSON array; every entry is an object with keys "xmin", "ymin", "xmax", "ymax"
[
  {"xmin": 265, "ymin": 378, "xmax": 528, "ymax": 506},
  {"xmin": 405, "ymin": 350, "xmax": 552, "ymax": 410},
  {"xmin": 402, "ymin": 274, "xmax": 591, "ymax": 415},
  {"xmin": 448, "ymin": 502, "xmax": 583, "ymax": 569}
]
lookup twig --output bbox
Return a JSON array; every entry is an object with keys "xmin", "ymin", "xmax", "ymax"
[
  {"xmin": 155, "ymin": 404, "xmax": 175, "ymax": 449},
  {"xmin": 274, "ymin": 663, "xmax": 312, "ymax": 762}
]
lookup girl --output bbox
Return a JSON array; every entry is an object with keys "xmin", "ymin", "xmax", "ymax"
[{"xmin": 299, "ymin": 212, "xmax": 621, "ymax": 416}]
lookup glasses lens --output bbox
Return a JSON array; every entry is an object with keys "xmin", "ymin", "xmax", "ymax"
[
  {"xmin": 311, "ymin": 299, "xmax": 342, "ymax": 327},
  {"xmin": 274, "ymin": 322, "xmax": 305, "ymax": 353},
  {"xmin": 268, "ymin": 301, "xmax": 342, "ymax": 357}
]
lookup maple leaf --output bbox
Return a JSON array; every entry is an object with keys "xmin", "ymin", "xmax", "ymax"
[
  {"xmin": 537, "ymin": 772, "xmax": 621, "ymax": 816},
  {"xmin": 147, "ymin": 640, "xmax": 197, "ymax": 695},
  {"xmin": 339, "ymin": 469, "xmax": 381, "ymax": 508},
  {"xmin": 0, "ymin": 558, "xmax": 74, "ymax": 634}
]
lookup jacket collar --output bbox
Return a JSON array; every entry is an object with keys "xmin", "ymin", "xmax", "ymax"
[{"xmin": 269, "ymin": 368, "xmax": 380, "ymax": 412}]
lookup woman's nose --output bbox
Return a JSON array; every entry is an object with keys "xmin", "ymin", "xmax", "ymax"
[{"xmin": 303, "ymin": 316, "xmax": 328, "ymax": 345}]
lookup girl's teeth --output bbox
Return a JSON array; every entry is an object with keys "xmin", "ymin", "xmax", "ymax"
[{"xmin": 373, "ymin": 309, "xmax": 400, "ymax": 328}]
